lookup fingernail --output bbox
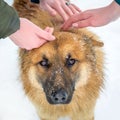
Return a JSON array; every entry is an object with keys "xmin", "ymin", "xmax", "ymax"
[{"xmin": 72, "ymin": 23, "xmax": 78, "ymax": 28}]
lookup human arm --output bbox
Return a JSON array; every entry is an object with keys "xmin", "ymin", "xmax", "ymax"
[
  {"xmin": 9, "ymin": 18, "xmax": 55, "ymax": 50},
  {"xmin": 62, "ymin": 0, "xmax": 120, "ymax": 29},
  {"xmin": 0, "ymin": 0, "xmax": 55, "ymax": 50},
  {"xmin": 0, "ymin": 0, "xmax": 20, "ymax": 38}
]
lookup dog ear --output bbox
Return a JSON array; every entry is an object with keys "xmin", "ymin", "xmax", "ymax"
[
  {"xmin": 19, "ymin": 49, "xmax": 29, "ymax": 55},
  {"xmin": 66, "ymin": 28, "xmax": 104, "ymax": 47},
  {"xmin": 83, "ymin": 35, "xmax": 104, "ymax": 47},
  {"xmin": 91, "ymin": 39, "xmax": 104, "ymax": 47}
]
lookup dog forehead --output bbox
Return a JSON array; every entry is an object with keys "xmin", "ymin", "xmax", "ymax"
[
  {"xmin": 55, "ymin": 31, "xmax": 79, "ymax": 43},
  {"xmin": 30, "ymin": 32, "xmax": 85, "ymax": 63},
  {"xmin": 56, "ymin": 34, "xmax": 85, "ymax": 58},
  {"xmin": 55, "ymin": 32, "xmax": 85, "ymax": 50},
  {"xmin": 38, "ymin": 33, "xmax": 82, "ymax": 50}
]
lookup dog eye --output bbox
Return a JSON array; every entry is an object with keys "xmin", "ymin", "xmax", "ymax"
[
  {"xmin": 39, "ymin": 58, "xmax": 50, "ymax": 68},
  {"xmin": 65, "ymin": 54, "xmax": 77, "ymax": 68},
  {"xmin": 66, "ymin": 58, "xmax": 76, "ymax": 67}
]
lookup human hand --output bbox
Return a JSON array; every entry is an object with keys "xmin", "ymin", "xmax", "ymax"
[
  {"xmin": 9, "ymin": 18, "xmax": 55, "ymax": 50},
  {"xmin": 62, "ymin": 1, "xmax": 120, "ymax": 29},
  {"xmin": 40, "ymin": 0, "xmax": 81, "ymax": 21}
]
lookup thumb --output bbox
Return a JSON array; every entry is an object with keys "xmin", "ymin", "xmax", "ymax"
[
  {"xmin": 44, "ymin": 27, "xmax": 54, "ymax": 34},
  {"xmin": 36, "ymin": 27, "xmax": 55, "ymax": 41}
]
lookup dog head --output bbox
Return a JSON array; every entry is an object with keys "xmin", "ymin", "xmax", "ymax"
[{"xmin": 20, "ymin": 30, "xmax": 103, "ymax": 105}]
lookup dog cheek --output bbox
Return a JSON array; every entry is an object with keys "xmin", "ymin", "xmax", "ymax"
[
  {"xmin": 75, "ymin": 63, "xmax": 91, "ymax": 89},
  {"xmin": 28, "ymin": 66, "xmax": 43, "ymax": 90}
]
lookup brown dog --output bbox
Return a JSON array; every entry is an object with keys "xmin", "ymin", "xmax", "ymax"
[{"xmin": 13, "ymin": 0, "xmax": 104, "ymax": 120}]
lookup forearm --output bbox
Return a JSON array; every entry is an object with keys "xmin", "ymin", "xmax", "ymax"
[
  {"xmin": 108, "ymin": 1, "xmax": 120, "ymax": 21},
  {"xmin": 0, "ymin": 0, "xmax": 20, "ymax": 39}
]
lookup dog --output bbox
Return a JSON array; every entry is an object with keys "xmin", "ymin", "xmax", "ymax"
[{"xmin": 13, "ymin": 0, "xmax": 104, "ymax": 120}]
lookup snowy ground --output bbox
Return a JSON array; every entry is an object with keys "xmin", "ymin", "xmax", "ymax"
[{"xmin": 0, "ymin": 0, "xmax": 120, "ymax": 120}]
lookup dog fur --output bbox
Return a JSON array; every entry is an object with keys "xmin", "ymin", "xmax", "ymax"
[{"xmin": 13, "ymin": 0, "xmax": 104, "ymax": 120}]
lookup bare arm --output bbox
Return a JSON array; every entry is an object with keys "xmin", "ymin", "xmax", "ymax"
[{"xmin": 62, "ymin": 1, "xmax": 120, "ymax": 29}]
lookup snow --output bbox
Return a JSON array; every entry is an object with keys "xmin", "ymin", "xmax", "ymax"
[{"xmin": 0, "ymin": 0, "xmax": 120, "ymax": 120}]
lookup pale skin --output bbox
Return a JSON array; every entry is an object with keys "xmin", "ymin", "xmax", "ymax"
[
  {"xmin": 40, "ymin": 0, "xmax": 81, "ymax": 21},
  {"xmin": 10, "ymin": 0, "xmax": 120, "ymax": 50},
  {"xmin": 9, "ymin": 18, "xmax": 55, "ymax": 50},
  {"xmin": 62, "ymin": 1, "xmax": 120, "ymax": 29},
  {"xmin": 9, "ymin": 0, "xmax": 81, "ymax": 50}
]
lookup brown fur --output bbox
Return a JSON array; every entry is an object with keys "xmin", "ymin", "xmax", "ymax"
[{"xmin": 13, "ymin": 0, "xmax": 104, "ymax": 120}]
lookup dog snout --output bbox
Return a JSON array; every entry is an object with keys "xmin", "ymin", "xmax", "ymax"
[{"xmin": 50, "ymin": 89, "xmax": 68, "ymax": 104}]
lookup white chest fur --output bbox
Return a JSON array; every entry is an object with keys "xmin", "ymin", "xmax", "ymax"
[{"xmin": 58, "ymin": 116, "xmax": 71, "ymax": 120}]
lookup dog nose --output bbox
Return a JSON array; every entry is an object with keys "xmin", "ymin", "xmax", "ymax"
[{"xmin": 50, "ymin": 89, "xmax": 68, "ymax": 104}]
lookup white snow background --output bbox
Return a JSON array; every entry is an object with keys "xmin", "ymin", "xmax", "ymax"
[{"xmin": 0, "ymin": 0, "xmax": 120, "ymax": 120}]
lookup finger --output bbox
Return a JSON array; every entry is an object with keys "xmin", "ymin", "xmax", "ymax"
[
  {"xmin": 33, "ymin": 23, "xmax": 55, "ymax": 40},
  {"xmin": 36, "ymin": 28, "xmax": 55, "ymax": 41},
  {"xmin": 61, "ymin": 14, "xmax": 81, "ymax": 30},
  {"xmin": 62, "ymin": 13, "xmax": 90, "ymax": 30},
  {"xmin": 54, "ymin": 5, "xmax": 69, "ymax": 21},
  {"xmin": 44, "ymin": 27, "xmax": 55, "ymax": 41},
  {"xmin": 44, "ymin": 27, "xmax": 54, "ymax": 34},
  {"xmin": 68, "ymin": 5, "xmax": 80, "ymax": 14},
  {"xmin": 72, "ymin": 19, "xmax": 91, "ymax": 28},
  {"xmin": 70, "ymin": 4, "xmax": 81, "ymax": 12},
  {"xmin": 44, "ymin": 27, "xmax": 52, "ymax": 33},
  {"xmin": 44, "ymin": 4, "xmax": 57, "ymax": 16},
  {"xmin": 62, "ymin": 4, "xmax": 73, "ymax": 16}
]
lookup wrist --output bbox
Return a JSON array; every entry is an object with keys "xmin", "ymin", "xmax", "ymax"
[
  {"xmin": 108, "ymin": 1, "xmax": 120, "ymax": 21},
  {"xmin": 115, "ymin": 0, "xmax": 120, "ymax": 5}
]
